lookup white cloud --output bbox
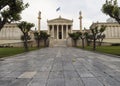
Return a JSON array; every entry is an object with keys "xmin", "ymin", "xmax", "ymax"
[{"xmin": 21, "ymin": 0, "xmax": 120, "ymax": 30}]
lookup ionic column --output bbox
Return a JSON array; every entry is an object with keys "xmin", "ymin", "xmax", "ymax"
[
  {"xmin": 71, "ymin": 25, "xmax": 73, "ymax": 33},
  {"xmin": 57, "ymin": 25, "xmax": 59, "ymax": 39},
  {"xmin": 66, "ymin": 25, "xmax": 68, "ymax": 38},
  {"xmin": 48, "ymin": 25, "xmax": 50, "ymax": 34},
  {"xmin": 52, "ymin": 25, "xmax": 54, "ymax": 38},
  {"xmin": 62, "ymin": 25, "xmax": 64, "ymax": 39}
]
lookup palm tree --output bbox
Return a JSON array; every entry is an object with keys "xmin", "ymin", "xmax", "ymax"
[
  {"xmin": 68, "ymin": 32, "xmax": 81, "ymax": 47},
  {"xmin": 18, "ymin": 21, "xmax": 34, "ymax": 51}
]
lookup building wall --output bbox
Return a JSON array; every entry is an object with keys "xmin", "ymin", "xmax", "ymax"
[
  {"xmin": 90, "ymin": 22, "xmax": 120, "ymax": 43},
  {"xmin": 0, "ymin": 23, "xmax": 23, "ymax": 40},
  {"xmin": 0, "ymin": 23, "xmax": 37, "ymax": 47}
]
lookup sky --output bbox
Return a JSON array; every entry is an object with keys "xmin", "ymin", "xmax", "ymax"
[{"xmin": 21, "ymin": 0, "xmax": 120, "ymax": 30}]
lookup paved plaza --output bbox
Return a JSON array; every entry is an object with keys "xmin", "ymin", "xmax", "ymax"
[{"xmin": 0, "ymin": 47, "xmax": 120, "ymax": 86}]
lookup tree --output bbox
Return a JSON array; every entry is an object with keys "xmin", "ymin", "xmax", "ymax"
[
  {"xmin": 90, "ymin": 26, "xmax": 99, "ymax": 51},
  {"xmin": 97, "ymin": 34, "xmax": 105, "ymax": 46},
  {"xmin": 76, "ymin": 32, "xmax": 85, "ymax": 49},
  {"xmin": 97, "ymin": 25, "xmax": 106, "ymax": 46},
  {"xmin": 90, "ymin": 25, "xmax": 106, "ymax": 50},
  {"xmin": 18, "ymin": 21, "xmax": 34, "ymax": 51},
  {"xmin": 102, "ymin": 0, "xmax": 120, "ymax": 24},
  {"xmin": 0, "ymin": 0, "xmax": 29, "ymax": 30},
  {"xmin": 40, "ymin": 31, "xmax": 50, "ymax": 47},
  {"xmin": 34, "ymin": 31, "xmax": 50, "ymax": 48},
  {"xmin": 84, "ymin": 32, "xmax": 91, "ymax": 46},
  {"xmin": 34, "ymin": 31, "xmax": 41, "ymax": 48},
  {"xmin": 68, "ymin": 32, "xmax": 81, "ymax": 47}
]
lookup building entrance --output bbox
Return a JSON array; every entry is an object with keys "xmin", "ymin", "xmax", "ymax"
[{"xmin": 59, "ymin": 32, "xmax": 62, "ymax": 39}]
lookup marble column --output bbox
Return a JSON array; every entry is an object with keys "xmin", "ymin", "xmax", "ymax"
[
  {"xmin": 57, "ymin": 25, "xmax": 59, "ymax": 39},
  {"xmin": 38, "ymin": 11, "xmax": 41, "ymax": 33},
  {"xmin": 48, "ymin": 25, "xmax": 50, "ymax": 34},
  {"xmin": 70, "ymin": 25, "xmax": 73, "ymax": 33},
  {"xmin": 66, "ymin": 25, "xmax": 68, "ymax": 38},
  {"xmin": 62, "ymin": 25, "xmax": 64, "ymax": 39},
  {"xmin": 52, "ymin": 25, "xmax": 54, "ymax": 38}
]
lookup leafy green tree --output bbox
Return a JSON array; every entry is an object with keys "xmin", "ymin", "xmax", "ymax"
[
  {"xmin": 40, "ymin": 31, "xmax": 50, "ymax": 47},
  {"xmin": 84, "ymin": 32, "xmax": 91, "ymax": 46},
  {"xmin": 97, "ymin": 25, "xmax": 106, "ymax": 46},
  {"xmin": 18, "ymin": 21, "xmax": 34, "ymax": 51},
  {"xmin": 90, "ymin": 26, "xmax": 99, "ymax": 51},
  {"xmin": 97, "ymin": 34, "xmax": 105, "ymax": 46},
  {"xmin": 90, "ymin": 25, "xmax": 106, "ymax": 50},
  {"xmin": 102, "ymin": 0, "xmax": 120, "ymax": 24},
  {"xmin": 76, "ymin": 32, "xmax": 85, "ymax": 49},
  {"xmin": 34, "ymin": 31, "xmax": 41, "ymax": 48},
  {"xmin": 69, "ymin": 32, "xmax": 81, "ymax": 47},
  {"xmin": 34, "ymin": 31, "xmax": 50, "ymax": 48},
  {"xmin": 0, "ymin": 0, "xmax": 29, "ymax": 30}
]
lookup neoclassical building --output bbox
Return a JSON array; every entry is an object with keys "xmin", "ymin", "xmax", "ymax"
[
  {"xmin": 0, "ymin": 23, "xmax": 23, "ymax": 40},
  {"xmin": 90, "ymin": 22, "xmax": 120, "ymax": 43},
  {"xmin": 1, "ymin": 11, "xmax": 120, "ymax": 47},
  {"xmin": 47, "ymin": 16, "xmax": 73, "ymax": 40},
  {"xmin": 0, "ymin": 23, "xmax": 34, "ymax": 47}
]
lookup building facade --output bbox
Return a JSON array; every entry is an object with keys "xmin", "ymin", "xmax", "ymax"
[
  {"xmin": 0, "ymin": 23, "xmax": 34, "ymax": 47},
  {"xmin": 0, "ymin": 23, "xmax": 23, "ymax": 40},
  {"xmin": 90, "ymin": 22, "xmax": 120, "ymax": 43},
  {"xmin": 47, "ymin": 16, "xmax": 73, "ymax": 40}
]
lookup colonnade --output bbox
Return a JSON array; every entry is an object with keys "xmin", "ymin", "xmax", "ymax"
[{"xmin": 48, "ymin": 25, "xmax": 72, "ymax": 39}]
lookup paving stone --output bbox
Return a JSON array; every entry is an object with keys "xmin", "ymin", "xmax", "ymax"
[
  {"xmin": 65, "ymin": 78, "xmax": 84, "ymax": 86},
  {"xmin": 97, "ymin": 76, "xmax": 120, "ymax": 86},
  {"xmin": 75, "ymin": 67, "xmax": 94, "ymax": 78},
  {"xmin": 0, "ymin": 47, "xmax": 120, "ymax": 86},
  {"xmin": 5, "ymin": 71, "xmax": 23, "ymax": 78},
  {"xmin": 0, "ymin": 77, "xmax": 16, "ymax": 86},
  {"xmin": 63, "ymin": 63, "xmax": 74, "ymax": 71},
  {"xmin": 33, "ymin": 71, "xmax": 49, "ymax": 79},
  {"xmin": 64, "ymin": 70, "xmax": 79, "ymax": 79},
  {"xmin": 49, "ymin": 71, "xmax": 64, "ymax": 79},
  {"xmin": 9, "ymin": 78, "xmax": 31, "ymax": 86},
  {"xmin": 82, "ymin": 77, "xmax": 103, "ymax": 86},
  {"xmin": 28, "ymin": 79, "xmax": 46, "ymax": 86},
  {"xmin": 51, "ymin": 63, "xmax": 63, "ymax": 71},
  {"xmin": 18, "ymin": 71, "xmax": 37, "ymax": 78},
  {"xmin": 47, "ymin": 79, "xmax": 65, "ymax": 86}
]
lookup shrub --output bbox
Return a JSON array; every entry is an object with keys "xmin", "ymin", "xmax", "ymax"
[{"xmin": 111, "ymin": 43, "xmax": 120, "ymax": 46}]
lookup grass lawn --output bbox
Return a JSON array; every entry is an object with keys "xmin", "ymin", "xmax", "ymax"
[
  {"xmin": 78, "ymin": 46, "xmax": 120, "ymax": 56},
  {"xmin": 0, "ymin": 47, "xmax": 38, "ymax": 58}
]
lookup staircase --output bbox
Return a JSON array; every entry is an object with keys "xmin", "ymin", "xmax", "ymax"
[{"xmin": 54, "ymin": 39, "xmax": 67, "ymax": 47}]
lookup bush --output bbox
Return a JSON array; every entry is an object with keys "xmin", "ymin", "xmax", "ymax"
[{"xmin": 111, "ymin": 43, "xmax": 120, "ymax": 46}]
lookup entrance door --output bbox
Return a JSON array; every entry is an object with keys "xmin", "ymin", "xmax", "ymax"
[{"xmin": 59, "ymin": 32, "xmax": 62, "ymax": 39}]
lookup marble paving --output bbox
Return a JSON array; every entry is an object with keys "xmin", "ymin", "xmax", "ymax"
[{"xmin": 0, "ymin": 47, "xmax": 120, "ymax": 86}]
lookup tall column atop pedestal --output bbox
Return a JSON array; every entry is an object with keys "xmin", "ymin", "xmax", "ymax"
[
  {"xmin": 79, "ymin": 11, "xmax": 82, "ymax": 32},
  {"xmin": 38, "ymin": 11, "xmax": 41, "ymax": 33}
]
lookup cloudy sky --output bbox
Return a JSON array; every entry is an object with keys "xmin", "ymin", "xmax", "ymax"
[{"xmin": 21, "ymin": 0, "xmax": 120, "ymax": 30}]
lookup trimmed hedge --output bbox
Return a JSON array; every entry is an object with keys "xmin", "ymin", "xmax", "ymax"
[{"xmin": 111, "ymin": 43, "xmax": 120, "ymax": 46}]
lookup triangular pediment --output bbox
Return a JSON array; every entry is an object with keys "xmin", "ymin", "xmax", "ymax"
[{"xmin": 47, "ymin": 16, "xmax": 73, "ymax": 23}]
